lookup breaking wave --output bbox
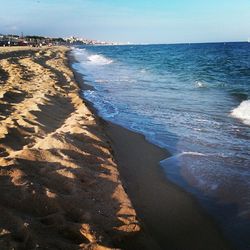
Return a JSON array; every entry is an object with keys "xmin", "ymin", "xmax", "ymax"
[
  {"xmin": 231, "ymin": 100, "xmax": 250, "ymax": 126},
  {"xmin": 87, "ymin": 54, "xmax": 113, "ymax": 65}
]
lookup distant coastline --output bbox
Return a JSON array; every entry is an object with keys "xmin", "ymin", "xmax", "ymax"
[{"xmin": 1, "ymin": 33, "xmax": 249, "ymax": 48}]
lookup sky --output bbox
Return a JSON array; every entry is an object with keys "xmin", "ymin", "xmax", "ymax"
[{"xmin": 0, "ymin": 0, "xmax": 250, "ymax": 44}]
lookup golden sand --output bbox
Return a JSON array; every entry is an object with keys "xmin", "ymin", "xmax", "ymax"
[{"xmin": 0, "ymin": 46, "xmax": 140, "ymax": 249}]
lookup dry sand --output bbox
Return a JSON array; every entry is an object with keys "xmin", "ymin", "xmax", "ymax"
[{"xmin": 0, "ymin": 46, "xmax": 147, "ymax": 249}]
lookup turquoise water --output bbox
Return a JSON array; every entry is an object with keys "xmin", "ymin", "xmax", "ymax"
[{"xmin": 72, "ymin": 43, "xmax": 250, "ymax": 249}]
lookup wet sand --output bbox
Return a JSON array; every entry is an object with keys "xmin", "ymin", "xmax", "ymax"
[{"xmin": 104, "ymin": 122, "xmax": 231, "ymax": 250}]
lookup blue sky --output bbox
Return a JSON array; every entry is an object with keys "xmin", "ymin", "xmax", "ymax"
[{"xmin": 1, "ymin": 0, "xmax": 250, "ymax": 43}]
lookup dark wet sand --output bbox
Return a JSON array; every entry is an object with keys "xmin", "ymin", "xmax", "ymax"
[{"xmin": 104, "ymin": 121, "xmax": 232, "ymax": 250}]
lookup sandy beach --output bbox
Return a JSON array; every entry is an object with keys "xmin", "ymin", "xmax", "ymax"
[
  {"xmin": 0, "ymin": 46, "xmax": 231, "ymax": 249},
  {"xmin": 0, "ymin": 46, "xmax": 150, "ymax": 249}
]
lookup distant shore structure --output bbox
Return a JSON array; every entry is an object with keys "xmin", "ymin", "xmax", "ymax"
[
  {"xmin": 65, "ymin": 36, "xmax": 125, "ymax": 45},
  {"xmin": 0, "ymin": 34, "xmax": 65, "ymax": 47},
  {"xmin": 0, "ymin": 33, "xmax": 122, "ymax": 47}
]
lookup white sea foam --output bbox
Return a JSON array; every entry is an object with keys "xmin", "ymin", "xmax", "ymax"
[
  {"xmin": 195, "ymin": 81, "xmax": 207, "ymax": 88},
  {"xmin": 95, "ymin": 79, "xmax": 109, "ymax": 83},
  {"xmin": 72, "ymin": 48, "xmax": 88, "ymax": 61},
  {"xmin": 72, "ymin": 48, "xmax": 113, "ymax": 65},
  {"xmin": 87, "ymin": 54, "xmax": 113, "ymax": 65},
  {"xmin": 182, "ymin": 151, "xmax": 208, "ymax": 157},
  {"xmin": 83, "ymin": 90, "xmax": 119, "ymax": 118},
  {"xmin": 231, "ymin": 100, "xmax": 250, "ymax": 126},
  {"xmin": 160, "ymin": 151, "xmax": 207, "ymax": 165}
]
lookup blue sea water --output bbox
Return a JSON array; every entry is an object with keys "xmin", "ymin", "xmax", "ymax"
[{"xmin": 72, "ymin": 43, "xmax": 250, "ymax": 249}]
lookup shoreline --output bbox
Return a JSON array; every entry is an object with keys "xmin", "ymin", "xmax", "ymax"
[
  {"xmin": 69, "ymin": 48, "xmax": 232, "ymax": 249},
  {"xmin": 68, "ymin": 50, "xmax": 163, "ymax": 249},
  {"xmin": 0, "ymin": 45, "xmax": 232, "ymax": 249}
]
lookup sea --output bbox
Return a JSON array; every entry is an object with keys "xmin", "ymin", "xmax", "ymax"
[{"xmin": 72, "ymin": 43, "xmax": 250, "ymax": 249}]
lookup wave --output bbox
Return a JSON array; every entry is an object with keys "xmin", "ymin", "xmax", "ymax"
[
  {"xmin": 83, "ymin": 90, "xmax": 119, "ymax": 118},
  {"xmin": 182, "ymin": 151, "xmax": 207, "ymax": 156},
  {"xmin": 87, "ymin": 54, "xmax": 113, "ymax": 65},
  {"xmin": 72, "ymin": 48, "xmax": 113, "ymax": 65},
  {"xmin": 231, "ymin": 100, "xmax": 250, "ymax": 125},
  {"xmin": 194, "ymin": 81, "xmax": 207, "ymax": 88},
  {"xmin": 95, "ymin": 79, "xmax": 109, "ymax": 83}
]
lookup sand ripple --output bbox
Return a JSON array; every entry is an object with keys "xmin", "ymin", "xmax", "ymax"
[{"xmin": 0, "ymin": 46, "xmax": 140, "ymax": 249}]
